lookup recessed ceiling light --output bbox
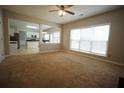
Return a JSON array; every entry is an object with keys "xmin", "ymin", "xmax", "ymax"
[{"xmin": 26, "ymin": 25, "xmax": 38, "ymax": 29}]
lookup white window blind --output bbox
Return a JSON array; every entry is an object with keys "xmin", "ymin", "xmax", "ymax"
[
  {"xmin": 70, "ymin": 29, "xmax": 80, "ymax": 50},
  {"xmin": 70, "ymin": 25, "xmax": 110, "ymax": 56}
]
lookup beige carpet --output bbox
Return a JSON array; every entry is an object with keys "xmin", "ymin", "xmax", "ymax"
[{"xmin": 0, "ymin": 52, "xmax": 124, "ymax": 88}]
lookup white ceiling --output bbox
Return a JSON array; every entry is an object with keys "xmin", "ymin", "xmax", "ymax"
[{"xmin": 2, "ymin": 5, "xmax": 121, "ymax": 24}]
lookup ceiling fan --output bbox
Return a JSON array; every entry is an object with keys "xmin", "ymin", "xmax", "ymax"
[{"xmin": 48, "ymin": 5, "xmax": 75, "ymax": 17}]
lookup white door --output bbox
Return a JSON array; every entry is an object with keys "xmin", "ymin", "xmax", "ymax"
[{"xmin": 0, "ymin": 9, "xmax": 4, "ymax": 62}]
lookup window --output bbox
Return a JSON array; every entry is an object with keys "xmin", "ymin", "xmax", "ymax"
[
  {"xmin": 44, "ymin": 34, "xmax": 49, "ymax": 40},
  {"xmin": 51, "ymin": 32, "xmax": 60, "ymax": 43},
  {"xmin": 42, "ymin": 31, "xmax": 60, "ymax": 43},
  {"xmin": 70, "ymin": 25, "xmax": 110, "ymax": 56},
  {"xmin": 70, "ymin": 29, "xmax": 80, "ymax": 49}
]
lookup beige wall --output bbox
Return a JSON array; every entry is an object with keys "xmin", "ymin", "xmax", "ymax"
[
  {"xmin": 0, "ymin": 8, "xmax": 5, "ymax": 62},
  {"xmin": 62, "ymin": 8, "xmax": 124, "ymax": 64}
]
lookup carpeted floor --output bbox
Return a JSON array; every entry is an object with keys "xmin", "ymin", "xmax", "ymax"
[{"xmin": 0, "ymin": 52, "xmax": 124, "ymax": 88}]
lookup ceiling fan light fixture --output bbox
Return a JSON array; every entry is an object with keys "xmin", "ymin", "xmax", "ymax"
[
  {"xmin": 63, "ymin": 11, "xmax": 66, "ymax": 15},
  {"xmin": 49, "ymin": 5, "xmax": 74, "ymax": 17},
  {"xmin": 58, "ymin": 10, "xmax": 63, "ymax": 16},
  {"xmin": 58, "ymin": 10, "xmax": 66, "ymax": 16}
]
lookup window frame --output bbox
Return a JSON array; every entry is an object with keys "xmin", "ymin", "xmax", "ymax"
[{"xmin": 69, "ymin": 23, "xmax": 111, "ymax": 57}]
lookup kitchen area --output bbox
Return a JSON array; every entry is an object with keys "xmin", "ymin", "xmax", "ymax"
[
  {"xmin": 26, "ymin": 31, "xmax": 39, "ymax": 49},
  {"xmin": 8, "ymin": 18, "xmax": 61, "ymax": 55},
  {"xmin": 9, "ymin": 19, "xmax": 40, "ymax": 55}
]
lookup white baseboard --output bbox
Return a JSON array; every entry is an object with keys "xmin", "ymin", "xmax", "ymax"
[
  {"xmin": 64, "ymin": 50, "xmax": 124, "ymax": 66},
  {"xmin": 39, "ymin": 50, "xmax": 63, "ymax": 54}
]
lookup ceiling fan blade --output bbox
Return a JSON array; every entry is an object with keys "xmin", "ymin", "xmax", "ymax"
[
  {"xmin": 48, "ymin": 10, "xmax": 59, "ymax": 12},
  {"xmin": 65, "ymin": 10, "xmax": 75, "ymax": 15},
  {"xmin": 65, "ymin": 5, "xmax": 74, "ymax": 8},
  {"xmin": 56, "ymin": 5, "xmax": 63, "ymax": 9},
  {"xmin": 56, "ymin": 5, "xmax": 74, "ymax": 9}
]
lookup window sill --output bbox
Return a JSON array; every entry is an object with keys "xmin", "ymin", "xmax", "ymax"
[{"xmin": 70, "ymin": 48, "xmax": 107, "ymax": 57}]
